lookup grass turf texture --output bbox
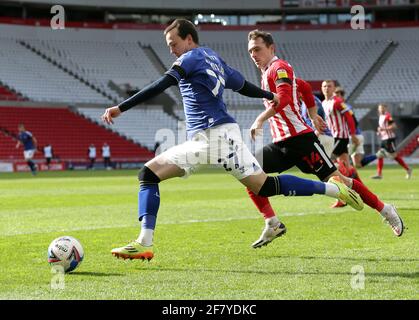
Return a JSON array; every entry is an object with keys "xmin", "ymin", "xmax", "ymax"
[{"xmin": 0, "ymin": 166, "xmax": 418, "ymax": 299}]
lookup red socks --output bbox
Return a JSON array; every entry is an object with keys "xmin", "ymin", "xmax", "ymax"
[
  {"xmin": 351, "ymin": 179, "xmax": 384, "ymax": 212},
  {"xmin": 377, "ymin": 158, "xmax": 384, "ymax": 176},
  {"xmin": 246, "ymin": 188, "xmax": 276, "ymax": 219},
  {"xmin": 395, "ymin": 156, "xmax": 409, "ymax": 171}
]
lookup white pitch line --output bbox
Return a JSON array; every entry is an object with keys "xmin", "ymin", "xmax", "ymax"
[{"xmin": 0, "ymin": 209, "xmax": 355, "ymax": 237}]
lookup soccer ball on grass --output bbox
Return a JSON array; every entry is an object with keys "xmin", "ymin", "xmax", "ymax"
[{"xmin": 47, "ymin": 236, "xmax": 84, "ymax": 273}]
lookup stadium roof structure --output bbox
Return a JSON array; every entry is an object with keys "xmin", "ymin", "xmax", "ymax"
[{"xmin": 2, "ymin": 0, "xmax": 419, "ymax": 15}]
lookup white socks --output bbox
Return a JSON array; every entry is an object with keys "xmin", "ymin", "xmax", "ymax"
[
  {"xmin": 137, "ymin": 229, "xmax": 154, "ymax": 247},
  {"xmin": 266, "ymin": 216, "xmax": 280, "ymax": 227},
  {"xmin": 324, "ymin": 182, "xmax": 340, "ymax": 199},
  {"xmin": 380, "ymin": 204, "xmax": 391, "ymax": 217}
]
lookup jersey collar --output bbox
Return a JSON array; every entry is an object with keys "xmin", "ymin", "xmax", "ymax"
[{"xmin": 263, "ymin": 56, "xmax": 280, "ymax": 72}]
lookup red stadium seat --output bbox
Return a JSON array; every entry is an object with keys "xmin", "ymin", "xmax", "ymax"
[{"xmin": 0, "ymin": 106, "xmax": 154, "ymax": 162}]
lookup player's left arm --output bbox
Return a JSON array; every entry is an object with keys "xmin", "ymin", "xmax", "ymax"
[
  {"xmin": 32, "ymin": 136, "xmax": 38, "ymax": 151},
  {"xmin": 338, "ymin": 101, "xmax": 358, "ymax": 144},
  {"xmin": 387, "ymin": 114, "xmax": 397, "ymax": 130},
  {"xmin": 224, "ymin": 65, "xmax": 278, "ymax": 105},
  {"xmin": 297, "ymin": 78, "xmax": 327, "ymax": 133}
]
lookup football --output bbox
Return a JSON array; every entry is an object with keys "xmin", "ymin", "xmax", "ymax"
[{"xmin": 47, "ymin": 236, "xmax": 84, "ymax": 273}]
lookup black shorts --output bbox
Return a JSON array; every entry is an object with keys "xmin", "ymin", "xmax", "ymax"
[
  {"xmin": 332, "ymin": 138, "xmax": 349, "ymax": 157},
  {"xmin": 259, "ymin": 132, "xmax": 337, "ymax": 181},
  {"xmin": 381, "ymin": 138, "xmax": 396, "ymax": 154}
]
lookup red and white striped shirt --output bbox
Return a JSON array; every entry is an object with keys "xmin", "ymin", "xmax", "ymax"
[
  {"xmin": 261, "ymin": 56, "xmax": 312, "ymax": 143},
  {"xmin": 322, "ymin": 96, "xmax": 352, "ymax": 139},
  {"xmin": 379, "ymin": 112, "xmax": 396, "ymax": 140}
]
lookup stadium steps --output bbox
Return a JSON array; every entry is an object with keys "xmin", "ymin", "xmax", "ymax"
[
  {"xmin": 348, "ymin": 40, "xmax": 399, "ymax": 103},
  {"xmin": 397, "ymin": 126, "xmax": 419, "ymax": 157},
  {"xmin": 0, "ymin": 106, "xmax": 154, "ymax": 162},
  {"xmin": 17, "ymin": 40, "xmax": 118, "ymax": 105},
  {"xmin": 0, "ymin": 83, "xmax": 25, "ymax": 101},
  {"xmin": 69, "ymin": 106, "xmax": 154, "ymax": 152},
  {"xmin": 141, "ymin": 43, "xmax": 182, "ymax": 120}
]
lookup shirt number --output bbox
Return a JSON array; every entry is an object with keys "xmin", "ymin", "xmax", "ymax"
[{"xmin": 206, "ymin": 69, "xmax": 225, "ymax": 97}]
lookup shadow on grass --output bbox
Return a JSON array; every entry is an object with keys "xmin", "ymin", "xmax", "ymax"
[
  {"xmin": 266, "ymin": 255, "xmax": 419, "ymax": 263},
  {"xmin": 143, "ymin": 267, "xmax": 418, "ymax": 279},
  {"xmin": 69, "ymin": 271, "xmax": 122, "ymax": 277}
]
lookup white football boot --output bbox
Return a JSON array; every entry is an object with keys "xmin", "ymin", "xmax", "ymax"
[
  {"xmin": 381, "ymin": 205, "xmax": 405, "ymax": 237},
  {"xmin": 252, "ymin": 221, "xmax": 287, "ymax": 248}
]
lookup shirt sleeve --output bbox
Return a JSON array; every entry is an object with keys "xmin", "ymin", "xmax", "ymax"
[
  {"xmin": 296, "ymin": 78, "xmax": 315, "ymax": 108},
  {"xmin": 386, "ymin": 113, "xmax": 394, "ymax": 124},
  {"xmin": 344, "ymin": 111, "xmax": 356, "ymax": 135},
  {"xmin": 334, "ymin": 98, "xmax": 350, "ymax": 114},
  {"xmin": 165, "ymin": 51, "xmax": 196, "ymax": 82},
  {"xmin": 273, "ymin": 63, "xmax": 294, "ymax": 87},
  {"xmin": 222, "ymin": 62, "xmax": 245, "ymax": 91},
  {"xmin": 270, "ymin": 63, "xmax": 294, "ymax": 112}
]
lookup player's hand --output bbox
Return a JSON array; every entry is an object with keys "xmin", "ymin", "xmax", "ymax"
[
  {"xmin": 264, "ymin": 94, "xmax": 279, "ymax": 108},
  {"xmin": 311, "ymin": 114, "xmax": 327, "ymax": 134},
  {"xmin": 101, "ymin": 106, "xmax": 121, "ymax": 125},
  {"xmin": 250, "ymin": 119, "xmax": 264, "ymax": 141},
  {"xmin": 351, "ymin": 134, "xmax": 360, "ymax": 146}
]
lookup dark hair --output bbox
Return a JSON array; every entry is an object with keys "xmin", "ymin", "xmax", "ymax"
[
  {"xmin": 164, "ymin": 19, "xmax": 199, "ymax": 44},
  {"xmin": 334, "ymin": 86, "xmax": 346, "ymax": 97},
  {"xmin": 323, "ymin": 79, "xmax": 337, "ymax": 86},
  {"xmin": 248, "ymin": 29, "xmax": 275, "ymax": 47}
]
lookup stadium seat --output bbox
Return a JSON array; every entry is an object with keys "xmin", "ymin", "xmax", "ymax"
[{"xmin": 0, "ymin": 106, "xmax": 154, "ymax": 162}]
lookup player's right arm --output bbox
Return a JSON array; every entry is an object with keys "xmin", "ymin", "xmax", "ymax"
[
  {"xmin": 102, "ymin": 74, "xmax": 178, "ymax": 124},
  {"xmin": 250, "ymin": 106, "xmax": 276, "ymax": 140},
  {"xmin": 102, "ymin": 52, "xmax": 197, "ymax": 125},
  {"xmin": 269, "ymin": 62, "xmax": 295, "ymax": 113}
]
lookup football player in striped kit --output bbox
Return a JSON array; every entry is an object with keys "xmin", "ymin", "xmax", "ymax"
[
  {"xmin": 372, "ymin": 103, "xmax": 412, "ymax": 180},
  {"xmin": 246, "ymin": 30, "xmax": 405, "ymax": 240},
  {"xmin": 101, "ymin": 20, "xmax": 365, "ymax": 260}
]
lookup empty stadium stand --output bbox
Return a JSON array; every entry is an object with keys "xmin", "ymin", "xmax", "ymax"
[
  {"xmin": 0, "ymin": 23, "xmax": 418, "ymax": 162},
  {"xmin": 0, "ymin": 129, "xmax": 29, "ymax": 161},
  {"xmin": 355, "ymin": 40, "xmax": 419, "ymax": 104},
  {"xmin": 0, "ymin": 84, "xmax": 23, "ymax": 101},
  {"xmin": 0, "ymin": 106, "xmax": 154, "ymax": 162},
  {"xmin": 2, "ymin": 24, "xmax": 417, "ymax": 106},
  {"xmin": 77, "ymin": 106, "xmax": 181, "ymax": 150},
  {"xmin": 280, "ymin": 39, "xmax": 390, "ymax": 98},
  {"xmin": 397, "ymin": 132, "xmax": 419, "ymax": 158}
]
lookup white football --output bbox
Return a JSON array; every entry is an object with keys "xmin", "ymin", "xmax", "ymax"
[{"xmin": 48, "ymin": 236, "xmax": 84, "ymax": 273}]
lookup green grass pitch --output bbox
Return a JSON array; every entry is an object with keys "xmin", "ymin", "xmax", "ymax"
[{"xmin": 0, "ymin": 166, "xmax": 418, "ymax": 300}]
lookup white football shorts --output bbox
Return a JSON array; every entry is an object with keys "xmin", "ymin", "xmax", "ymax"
[
  {"xmin": 160, "ymin": 123, "xmax": 262, "ymax": 180},
  {"xmin": 318, "ymin": 134, "xmax": 335, "ymax": 158},
  {"xmin": 23, "ymin": 149, "xmax": 35, "ymax": 160},
  {"xmin": 349, "ymin": 134, "xmax": 365, "ymax": 156}
]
